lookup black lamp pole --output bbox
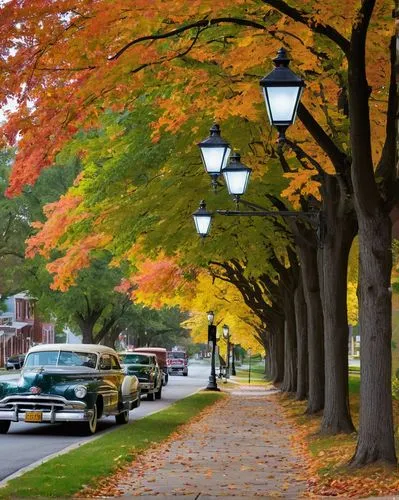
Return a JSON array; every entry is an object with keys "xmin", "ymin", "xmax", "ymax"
[
  {"xmin": 231, "ymin": 343, "xmax": 236, "ymax": 376},
  {"xmin": 248, "ymin": 349, "xmax": 252, "ymax": 385},
  {"xmin": 226, "ymin": 336, "xmax": 230, "ymax": 377},
  {"xmin": 222, "ymin": 324, "xmax": 230, "ymax": 378},
  {"xmin": 206, "ymin": 311, "xmax": 220, "ymax": 391}
]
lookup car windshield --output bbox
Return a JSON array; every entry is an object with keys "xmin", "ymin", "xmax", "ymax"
[
  {"xmin": 120, "ymin": 354, "xmax": 151, "ymax": 365},
  {"xmin": 8, "ymin": 356, "xmax": 22, "ymax": 362},
  {"xmin": 24, "ymin": 351, "xmax": 97, "ymax": 369},
  {"xmin": 169, "ymin": 352, "xmax": 185, "ymax": 359}
]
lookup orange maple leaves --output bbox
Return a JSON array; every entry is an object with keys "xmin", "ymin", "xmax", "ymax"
[{"xmin": 26, "ymin": 193, "xmax": 86, "ymax": 259}]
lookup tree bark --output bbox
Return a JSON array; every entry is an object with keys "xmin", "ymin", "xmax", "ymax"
[
  {"xmin": 281, "ymin": 281, "xmax": 297, "ymax": 393},
  {"xmin": 294, "ymin": 273, "xmax": 308, "ymax": 400},
  {"xmin": 347, "ymin": 1, "xmax": 397, "ymax": 465},
  {"xmin": 320, "ymin": 176, "xmax": 356, "ymax": 434},
  {"xmin": 350, "ymin": 212, "xmax": 396, "ymax": 464},
  {"xmin": 270, "ymin": 326, "xmax": 284, "ymax": 384},
  {"xmin": 75, "ymin": 315, "xmax": 98, "ymax": 344},
  {"xmin": 297, "ymin": 240, "xmax": 325, "ymax": 413}
]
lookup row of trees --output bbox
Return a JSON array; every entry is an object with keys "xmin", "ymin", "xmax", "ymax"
[
  {"xmin": 0, "ymin": 151, "xmax": 189, "ymax": 350},
  {"xmin": 0, "ymin": 0, "xmax": 396, "ymax": 467}
]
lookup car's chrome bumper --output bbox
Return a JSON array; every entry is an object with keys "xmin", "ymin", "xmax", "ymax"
[
  {"xmin": 0, "ymin": 409, "xmax": 93, "ymax": 423},
  {"xmin": 139, "ymin": 382, "xmax": 154, "ymax": 391},
  {"xmin": 0, "ymin": 394, "xmax": 91, "ymax": 423}
]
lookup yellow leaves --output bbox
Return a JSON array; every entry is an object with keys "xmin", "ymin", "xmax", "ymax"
[
  {"xmin": 182, "ymin": 271, "xmax": 263, "ymax": 352},
  {"xmin": 215, "ymin": 84, "xmax": 261, "ymax": 122},
  {"xmin": 236, "ymin": 36, "xmax": 254, "ymax": 48},
  {"xmin": 281, "ymin": 170, "xmax": 321, "ymax": 209}
]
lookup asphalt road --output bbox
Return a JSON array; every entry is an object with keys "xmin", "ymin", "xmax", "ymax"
[{"xmin": 0, "ymin": 362, "xmax": 210, "ymax": 481}]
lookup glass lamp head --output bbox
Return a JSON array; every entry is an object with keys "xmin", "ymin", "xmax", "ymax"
[
  {"xmin": 259, "ymin": 48, "xmax": 305, "ymax": 128},
  {"xmin": 222, "ymin": 324, "xmax": 229, "ymax": 339},
  {"xmin": 222, "ymin": 152, "xmax": 252, "ymax": 197},
  {"xmin": 198, "ymin": 124, "xmax": 231, "ymax": 175},
  {"xmin": 192, "ymin": 200, "xmax": 212, "ymax": 238}
]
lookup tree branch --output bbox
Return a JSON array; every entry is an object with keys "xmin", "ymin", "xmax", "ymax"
[
  {"xmin": 284, "ymin": 138, "xmax": 325, "ymax": 175},
  {"xmin": 375, "ymin": 35, "xmax": 397, "ymax": 208},
  {"xmin": 297, "ymin": 103, "xmax": 349, "ymax": 176},
  {"xmin": 0, "ymin": 250, "xmax": 25, "ymax": 259},
  {"xmin": 347, "ymin": 0, "xmax": 378, "ymax": 213},
  {"xmin": 261, "ymin": 0, "xmax": 350, "ymax": 55},
  {"xmin": 109, "ymin": 17, "xmax": 267, "ymax": 60}
]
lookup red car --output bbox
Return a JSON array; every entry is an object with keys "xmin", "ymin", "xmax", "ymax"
[{"xmin": 167, "ymin": 351, "xmax": 188, "ymax": 376}]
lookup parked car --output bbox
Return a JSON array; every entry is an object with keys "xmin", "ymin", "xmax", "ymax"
[
  {"xmin": 133, "ymin": 347, "xmax": 168, "ymax": 385},
  {"xmin": 6, "ymin": 354, "xmax": 25, "ymax": 370},
  {"xmin": 0, "ymin": 344, "xmax": 140, "ymax": 435},
  {"xmin": 119, "ymin": 352, "xmax": 163, "ymax": 401},
  {"xmin": 167, "ymin": 350, "xmax": 188, "ymax": 376}
]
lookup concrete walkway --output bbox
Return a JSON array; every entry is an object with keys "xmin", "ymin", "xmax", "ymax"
[{"xmin": 88, "ymin": 385, "xmax": 309, "ymax": 498}]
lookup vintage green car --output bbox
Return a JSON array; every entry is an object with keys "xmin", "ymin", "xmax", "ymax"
[
  {"xmin": 0, "ymin": 344, "xmax": 141, "ymax": 435},
  {"xmin": 119, "ymin": 352, "xmax": 163, "ymax": 401}
]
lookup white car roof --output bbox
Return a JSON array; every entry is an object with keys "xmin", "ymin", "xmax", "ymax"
[
  {"xmin": 27, "ymin": 344, "xmax": 118, "ymax": 356},
  {"xmin": 119, "ymin": 351, "xmax": 155, "ymax": 358},
  {"xmin": 133, "ymin": 347, "xmax": 167, "ymax": 353}
]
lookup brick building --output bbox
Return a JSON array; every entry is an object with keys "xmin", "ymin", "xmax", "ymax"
[{"xmin": 0, "ymin": 292, "xmax": 55, "ymax": 368}]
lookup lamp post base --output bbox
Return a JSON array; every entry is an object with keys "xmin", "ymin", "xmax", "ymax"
[
  {"xmin": 205, "ymin": 377, "xmax": 220, "ymax": 391},
  {"xmin": 205, "ymin": 384, "xmax": 220, "ymax": 391}
]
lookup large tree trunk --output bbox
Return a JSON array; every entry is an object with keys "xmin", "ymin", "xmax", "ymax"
[
  {"xmin": 270, "ymin": 325, "xmax": 284, "ymax": 384},
  {"xmin": 260, "ymin": 332, "xmax": 272, "ymax": 379},
  {"xmin": 350, "ymin": 213, "xmax": 396, "ymax": 464},
  {"xmin": 75, "ymin": 316, "xmax": 97, "ymax": 344},
  {"xmin": 281, "ymin": 284, "xmax": 297, "ymax": 393},
  {"xmin": 298, "ymin": 241, "xmax": 325, "ymax": 413},
  {"xmin": 295, "ymin": 273, "xmax": 308, "ymax": 400},
  {"xmin": 347, "ymin": 5, "xmax": 397, "ymax": 465},
  {"xmin": 101, "ymin": 325, "xmax": 120, "ymax": 348},
  {"xmin": 320, "ymin": 176, "xmax": 357, "ymax": 434}
]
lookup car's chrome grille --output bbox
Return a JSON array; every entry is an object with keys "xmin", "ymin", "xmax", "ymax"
[{"xmin": 0, "ymin": 395, "xmax": 85, "ymax": 411}]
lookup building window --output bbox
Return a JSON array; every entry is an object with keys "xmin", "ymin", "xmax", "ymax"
[{"xmin": 16, "ymin": 300, "xmax": 22, "ymax": 321}]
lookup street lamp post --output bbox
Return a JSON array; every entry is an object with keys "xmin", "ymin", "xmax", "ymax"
[
  {"xmin": 248, "ymin": 348, "xmax": 252, "ymax": 385},
  {"xmin": 206, "ymin": 311, "xmax": 220, "ymax": 391},
  {"xmin": 231, "ymin": 343, "xmax": 236, "ymax": 376},
  {"xmin": 192, "ymin": 49, "xmax": 324, "ymax": 244},
  {"xmin": 222, "ymin": 324, "xmax": 230, "ymax": 378}
]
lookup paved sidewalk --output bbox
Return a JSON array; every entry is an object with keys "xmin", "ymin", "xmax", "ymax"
[{"xmin": 88, "ymin": 385, "xmax": 309, "ymax": 498}]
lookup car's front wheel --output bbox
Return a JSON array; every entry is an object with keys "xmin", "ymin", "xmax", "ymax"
[
  {"xmin": 0, "ymin": 421, "xmax": 11, "ymax": 434},
  {"xmin": 115, "ymin": 410, "xmax": 129, "ymax": 425},
  {"xmin": 155, "ymin": 385, "xmax": 162, "ymax": 400},
  {"xmin": 147, "ymin": 391, "xmax": 156, "ymax": 401},
  {"xmin": 84, "ymin": 403, "xmax": 98, "ymax": 434}
]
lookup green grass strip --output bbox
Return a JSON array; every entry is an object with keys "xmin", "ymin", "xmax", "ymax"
[
  {"xmin": 0, "ymin": 391, "xmax": 224, "ymax": 498},
  {"xmin": 235, "ymin": 365, "xmax": 267, "ymax": 382}
]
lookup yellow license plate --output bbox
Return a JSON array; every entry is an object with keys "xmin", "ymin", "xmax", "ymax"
[{"xmin": 25, "ymin": 411, "xmax": 43, "ymax": 423}]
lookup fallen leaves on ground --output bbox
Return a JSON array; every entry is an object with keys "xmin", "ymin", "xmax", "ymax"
[
  {"xmin": 275, "ymin": 392, "xmax": 399, "ymax": 497},
  {"xmin": 76, "ymin": 395, "xmax": 230, "ymax": 498}
]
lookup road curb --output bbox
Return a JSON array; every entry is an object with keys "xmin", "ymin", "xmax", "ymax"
[{"xmin": 0, "ymin": 386, "xmax": 204, "ymax": 488}]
